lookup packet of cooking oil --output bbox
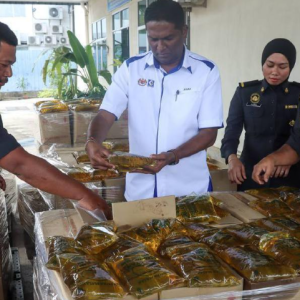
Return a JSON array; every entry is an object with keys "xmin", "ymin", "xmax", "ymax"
[
  {"xmin": 57, "ymin": 253, "xmax": 125, "ymax": 299},
  {"xmin": 183, "ymin": 223, "xmax": 212, "ymax": 240},
  {"xmin": 100, "ymin": 235, "xmax": 141, "ymax": 260},
  {"xmin": 176, "ymin": 193, "xmax": 220, "ymax": 223},
  {"xmin": 62, "ymin": 167, "xmax": 93, "ymax": 182},
  {"xmin": 218, "ymin": 245, "xmax": 297, "ymax": 282},
  {"xmin": 108, "ymin": 151, "xmax": 156, "ymax": 172},
  {"xmin": 38, "ymin": 101, "xmax": 68, "ymax": 114},
  {"xmin": 196, "ymin": 228, "xmax": 243, "ymax": 252},
  {"xmin": 46, "ymin": 236, "xmax": 82, "ymax": 271},
  {"xmin": 259, "ymin": 232, "xmax": 300, "ymax": 273},
  {"xmin": 249, "ymin": 198, "xmax": 292, "ymax": 217},
  {"xmin": 251, "ymin": 217, "xmax": 300, "ymax": 240},
  {"xmin": 73, "ymin": 151, "xmax": 90, "ymax": 164},
  {"xmin": 107, "ymin": 245, "xmax": 184, "ymax": 298},
  {"xmin": 75, "ymin": 222, "xmax": 119, "ymax": 255},
  {"xmin": 281, "ymin": 193, "xmax": 300, "ymax": 214},
  {"xmin": 35, "ymin": 99, "xmax": 61, "ymax": 107},
  {"xmin": 169, "ymin": 242, "xmax": 241, "ymax": 287},
  {"xmin": 69, "ymin": 103, "xmax": 100, "ymax": 112},
  {"xmin": 226, "ymin": 223, "xmax": 269, "ymax": 247},
  {"xmin": 158, "ymin": 232, "xmax": 194, "ymax": 258},
  {"xmin": 121, "ymin": 218, "xmax": 186, "ymax": 252},
  {"xmin": 92, "ymin": 168, "xmax": 120, "ymax": 181},
  {"xmin": 245, "ymin": 187, "xmax": 298, "ymax": 200},
  {"xmin": 103, "ymin": 140, "xmax": 129, "ymax": 152}
]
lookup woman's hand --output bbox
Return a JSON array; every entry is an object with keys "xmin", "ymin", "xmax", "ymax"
[{"xmin": 227, "ymin": 155, "xmax": 247, "ymax": 184}]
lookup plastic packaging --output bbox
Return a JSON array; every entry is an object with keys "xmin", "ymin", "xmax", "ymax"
[
  {"xmin": 176, "ymin": 193, "xmax": 220, "ymax": 223},
  {"xmin": 218, "ymin": 245, "xmax": 297, "ymax": 282},
  {"xmin": 106, "ymin": 244, "xmax": 185, "ymax": 298},
  {"xmin": 108, "ymin": 151, "xmax": 156, "ymax": 172},
  {"xmin": 0, "ymin": 190, "xmax": 13, "ymax": 300}
]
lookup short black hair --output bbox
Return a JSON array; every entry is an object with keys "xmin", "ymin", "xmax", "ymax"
[
  {"xmin": 0, "ymin": 22, "xmax": 18, "ymax": 46},
  {"xmin": 145, "ymin": 0, "xmax": 185, "ymax": 29}
]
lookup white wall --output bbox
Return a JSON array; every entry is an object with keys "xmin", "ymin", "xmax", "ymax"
[{"xmin": 190, "ymin": 0, "xmax": 300, "ymax": 150}]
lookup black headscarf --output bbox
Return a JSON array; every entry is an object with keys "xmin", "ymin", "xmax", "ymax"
[{"xmin": 261, "ymin": 38, "xmax": 296, "ymax": 70}]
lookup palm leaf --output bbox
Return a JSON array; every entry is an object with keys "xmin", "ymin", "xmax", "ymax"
[{"xmin": 67, "ymin": 30, "xmax": 88, "ymax": 68}]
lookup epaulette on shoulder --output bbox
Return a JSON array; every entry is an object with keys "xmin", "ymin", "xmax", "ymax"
[
  {"xmin": 290, "ymin": 81, "xmax": 300, "ymax": 88},
  {"xmin": 239, "ymin": 80, "xmax": 261, "ymax": 88}
]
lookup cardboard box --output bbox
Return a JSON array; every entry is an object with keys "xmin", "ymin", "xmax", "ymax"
[
  {"xmin": 211, "ymin": 192, "xmax": 265, "ymax": 223},
  {"xmin": 34, "ymin": 112, "xmax": 72, "ymax": 145},
  {"xmin": 210, "ymin": 169, "xmax": 237, "ymax": 192},
  {"xmin": 72, "ymin": 110, "xmax": 128, "ymax": 144}
]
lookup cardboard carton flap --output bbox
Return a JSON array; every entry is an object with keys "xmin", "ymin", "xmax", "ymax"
[{"xmin": 112, "ymin": 196, "xmax": 176, "ymax": 227}]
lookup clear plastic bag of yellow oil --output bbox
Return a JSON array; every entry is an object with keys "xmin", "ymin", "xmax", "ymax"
[
  {"xmin": 122, "ymin": 218, "xmax": 186, "ymax": 252},
  {"xmin": 249, "ymin": 198, "xmax": 292, "ymax": 217},
  {"xmin": 176, "ymin": 193, "xmax": 220, "ymax": 223},
  {"xmin": 183, "ymin": 223, "xmax": 211, "ymax": 240},
  {"xmin": 196, "ymin": 228, "xmax": 243, "ymax": 252},
  {"xmin": 108, "ymin": 151, "xmax": 156, "ymax": 172},
  {"xmin": 46, "ymin": 236, "xmax": 82, "ymax": 271},
  {"xmin": 217, "ymin": 245, "xmax": 297, "ymax": 282},
  {"xmin": 251, "ymin": 217, "xmax": 300, "ymax": 240},
  {"xmin": 92, "ymin": 168, "xmax": 120, "ymax": 181},
  {"xmin": 75, "ymin": 222, "xmax": 119, "ymax": 255},
  {"xmin": 107, "ymin": 245, "xmax": 184, "ymax": 298},
  {"xmin": 169, "ymin": 242, "xmax": 240, "ymax": 287},
  {"xmin": 73, "ymin": 151, "xmax": 90, "ymax": 164},
  {"xmin": 100, "ymin": 235, "xmax": 141, "ymax": 260},
  {"xmin": 259, "ymin": 232, "xmax": 300, "ymax": 273},
  {"xmin": 57, "ymin": 253, "xmax": 126, "ymax": 299},
  {"xmin": 226, "ymin": 223, "xmax": 269, "ymax": 247},
  {"xmin": 103, "ymin": 140, "xmax": 129, "ymax": 152},
  {"xmin": 62, "ymin": 167, "xmax": 93, "ymax": 182},
  {"xmin": 69, "ymin": 103, "xmax": 100, "ymax": 112},
  {"xmin": 158, "ymin": 232, "xmax": 194, "ymax": 258},
  {"xmin": 37, "ymin": 100, "xmax": 68, "ymax": 114},
  {"xmin": 281, "ymin": 193, "xmax": 300, "ymax": 214},
  {"xmin": 245, "ymin": 187, "xmax": 298, "ymax": 200},
  {"xmin": 34, "ymin": 99, "xmax": 61, "ymax": 107}
]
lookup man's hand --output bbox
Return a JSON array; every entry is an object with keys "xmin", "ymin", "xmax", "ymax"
[
  {"xmin": 78, "ymin": 191, "xmax": 112, "ymax": 219},
  {"xmin": 131, "ymin": 152, "xmax": 175, "ymax": 175},
  {"xmin": 252, "ymin": 156, "xmax": 276, "ymax": 184},
  {"xmin": 272, "ymin": 165, "xmax": 291, "ymax": 178},
  {"xmin": 227, "ymin": 156, "xmax": 246, "ymax": 184},
  {"xmin": 86, "ymin": 141, "xmax": 115, "ymax": 170},
  {"xmin": 0, "ymin": 175, "xmax": 6, "ymax": 191}
]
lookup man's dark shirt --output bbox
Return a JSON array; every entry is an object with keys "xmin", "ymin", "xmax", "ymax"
[
  {"xmin": 0, "ymin": 114, "xmax": 20, "ymax": 159},
  {"xmin": 221, "ymin": 79, "xmax": 300, "ymax": 189}
]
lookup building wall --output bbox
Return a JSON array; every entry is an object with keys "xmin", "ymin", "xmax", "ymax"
[{"xmin": 89, "ymin": 0, "xmax": 300, "ymax": 150}]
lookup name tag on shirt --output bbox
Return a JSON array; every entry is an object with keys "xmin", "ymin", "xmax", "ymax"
[
  {"xmin": 285, "ymin": 105, "xmax": 298, "ymax": 109},
  {"xmin": 246, "ymin": 102, "xmax": 262, "ymax": 108}
]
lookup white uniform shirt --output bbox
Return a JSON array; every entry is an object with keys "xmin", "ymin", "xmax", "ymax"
[{"xmin": 101, "ymin": 47, "xmax": 223, "ymax": 201}]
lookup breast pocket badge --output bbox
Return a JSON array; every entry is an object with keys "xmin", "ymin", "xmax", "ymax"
[{"xmin": 246, "ymin": 93, "xmax": 261, "ymax": 107}]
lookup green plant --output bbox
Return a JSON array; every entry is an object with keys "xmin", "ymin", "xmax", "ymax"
[
  {"xmin": 37, "ymin": 89, "xmax": 58, "ymax": 98},
  {"xmin": 16, "ymin": 77, "xmax": 29, "ymax": 92}
]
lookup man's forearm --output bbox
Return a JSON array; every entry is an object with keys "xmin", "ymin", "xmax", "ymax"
[
  {"xmin": 0, "ymin": 147, "xmax": 95, "ymax": 201},
  {"xmin": 269, "ymin": 144, "xmax": 300, "ymax": 166},
  {"xmin": 87, "ymin": 109, "xmax": 116, "ymax": 143},
  {"xmin": 175, "ymin": 128, "xmax": 218, "ymax": 160}
]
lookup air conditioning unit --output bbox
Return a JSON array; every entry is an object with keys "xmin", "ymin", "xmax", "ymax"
[
  {"xmin": 51, "ymin": 25, "xmax": 63, "ymax": 34},
  {"xmin": 59, "ymin": 36, "xmax": 69, "ymax": 45},
  {"xmin": 34, "ymin": 23, "xmax": 47, "ymax": 34},
  {"xmin": 44, "ymin": 35, "xmax": 57, "ymax": 46},
  {"xmin": 27, "ymin": 36, "xmax": 41, "ymax": 46},
  {"xmin": 48, "ymin": 7, "xmax": 63, "ymax": 19}
]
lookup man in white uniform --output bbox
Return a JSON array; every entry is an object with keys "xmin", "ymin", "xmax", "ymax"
[{"xmin": 86, "ymin": 0, "xmax": 223, "ymax": 201}]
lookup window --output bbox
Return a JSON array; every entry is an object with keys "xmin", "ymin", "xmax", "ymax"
[
  {"xmin": 91, "ymin": 18, "xmax": 107, "ymax": 73},
  {"xmin": 0, "ymin": 4, "xmax": 26, "ymax": 17},
  {"xmin": 113, "ymin": 8, "xmax": 130, "ymax": 70},
  {"xmin": 137, "ymin": 0, "xmax": 155, "ymax": 54}
]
